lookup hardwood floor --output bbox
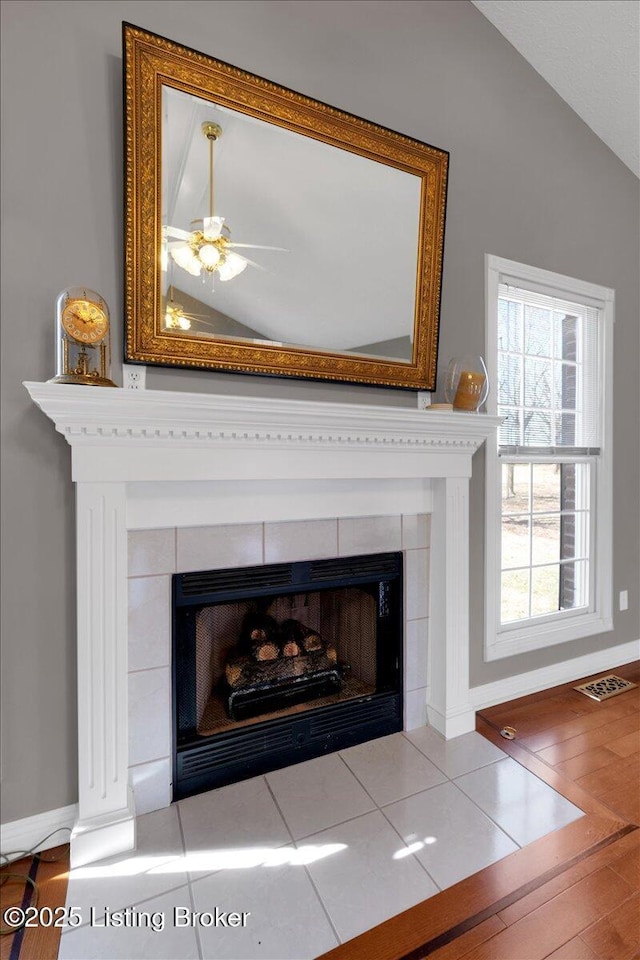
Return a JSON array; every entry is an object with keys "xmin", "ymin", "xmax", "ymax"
[
  {"xmin": 0, "ymin": 845, "xmax": 70, "ymax": 960},
  {"xmin": 322, "ymin": 661, "xmax": 639, "ymax": 960}
]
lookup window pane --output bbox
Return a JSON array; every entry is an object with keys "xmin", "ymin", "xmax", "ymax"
[
  {"xmin": 502, "ymin": 462, "xmax": 530, "ymax": 514},
  {"xmin": 532, "ymin": 463, "xmax": 560, "ymax": 513},
  {"xmin": 560, "ymin": 511, "xmax": 589, "ymax": 561},
  {"xmin": 560, "ymin": 514, "xmax": 576, "ymax": 561},
  {"xmin": 524, "ymin": 410, "xmax": 552, "ymax": 445},
  {"xmin": 560, "ymin": 463, "xmax": 577, "ymax": 510},
  {"xmin": 532, "ymin": 516, "xmax": 560, "ymax": 564},
  {"xmin": 554, "ymin": 312, "xmax": 578, "ymax": 360},
  {"xmin": 498, "ymin": 299, "xmax": 523, "ymax": 352},
  {"xmin": 554, "ymin": 412, "xmax": 576, "ymax": 446},
  {"xmin": 499, "ymin": 409, "xmax": 522, "ymax": 446},
  {"xmin": 498, "ymin": 354, "xmax": 521, "ymax": 406},
  {"xmin": 501, "ymin": 569, "xmax": 530, "ymax": 623},
  {"xmin": 560, "ymin": 463, "xmax": 590, "ymax": 512},
  {"xmin": 531, "ymin": 565, "xmax": 560, "ymax": 616},
  {"xmin": 524, "ymin": 358, "xmax": 552, "ymax": 408},
  {"xmin": 554, "ymin": 361, "xmax": 577, "ymax": 411},
  {"xmin": 525, "ymin": 306, "xmax": 552, "ymax": 356},
  {"xmin": 559, "ymin": 559, "xmax": 589, "ymax": 609},
  {"xmin": 502, "ymin": 517, "xmax": 530, "ymax": 568}
]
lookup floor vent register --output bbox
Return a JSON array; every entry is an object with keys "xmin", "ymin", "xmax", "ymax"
[{"xmin": 574, "ymin": 674, "xmax": 637, "ymax": 702}]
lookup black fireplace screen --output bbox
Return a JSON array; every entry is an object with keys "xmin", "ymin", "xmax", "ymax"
[{"xmin": 172, "ymin": 552, "xmax": 403, "ymax": 799}]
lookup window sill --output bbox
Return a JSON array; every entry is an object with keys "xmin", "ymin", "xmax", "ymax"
[{"xmin": 485, "ymin": 611, "xmax": 614, "ymax": 661}]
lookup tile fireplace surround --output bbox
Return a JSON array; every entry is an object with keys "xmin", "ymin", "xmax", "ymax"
[{"xmin": 25, "ymin": 382, "xmax": 501, "ymax": 868}]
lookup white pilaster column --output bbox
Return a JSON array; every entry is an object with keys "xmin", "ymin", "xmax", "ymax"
[
  {"xmin": 71, "ymin": 481, "xmax": 135, "ymax": 867},
  {"xmin": 427, "ymin": 476, "xmax": 475, "ymax": 738}
]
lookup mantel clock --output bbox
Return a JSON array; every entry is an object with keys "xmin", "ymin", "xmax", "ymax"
[{"xmin": 50, "ymin": 287, "xmax": 116, "ymax": 386}]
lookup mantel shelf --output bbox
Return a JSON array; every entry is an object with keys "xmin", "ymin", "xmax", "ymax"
[{"xmin": 24, "ymin": 381, "xmax": 501, "ymax": 451}]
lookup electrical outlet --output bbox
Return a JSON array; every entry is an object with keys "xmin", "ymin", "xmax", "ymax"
[
  {"xmin": 417, "ymin": 391, "xmax": 432, "ymax": 410},
  {"xmin": 123, "ymin": 365, "xmax": 146, "ymax": 390},
  {"xmin": 619, "ymin": 590, "xmax": 629, "ymax": 611}
]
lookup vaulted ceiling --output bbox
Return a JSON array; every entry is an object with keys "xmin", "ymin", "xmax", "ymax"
[{"xmin": 472, "ymin": 0, "xmax": 639, "ymax": 178}]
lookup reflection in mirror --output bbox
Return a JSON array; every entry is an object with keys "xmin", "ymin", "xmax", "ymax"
[
  {"xmin": 124, "ymin": 23, "xmax": 449, "ymax": 388},
  {"xmin": 161, "ymin": 86, "xmax": 421, "ymax": 363}
]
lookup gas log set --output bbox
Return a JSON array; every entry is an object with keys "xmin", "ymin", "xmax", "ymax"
[{"xmin": 224, "ymin": 612, "xmax": 343, "ymax": 721}]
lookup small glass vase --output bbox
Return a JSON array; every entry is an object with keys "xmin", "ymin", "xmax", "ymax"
[{"xmin": 444, "ymin": 355, "xmax": 489, "ymax": 411}]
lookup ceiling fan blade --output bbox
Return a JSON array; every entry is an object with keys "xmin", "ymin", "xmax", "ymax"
[
  {"xmin": 239, "ymin": 255, "xmax": 267, "ymax": 272},
  {"xmin": 166, "ymin": 240, "xmax": 189, "ymax": 251},
  {"xmin": 164, "ymin": 225, "xmax": 192, "ymax": 240},
  {"xmin": 226, "ymin": 243, "xmax": 289, "ymax": 251}
]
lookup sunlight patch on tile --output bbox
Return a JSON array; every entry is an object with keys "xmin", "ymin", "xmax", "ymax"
[
  {"xmin": 393, "ymin": 841, "xmax": 424, "ymax": 859},
  {"xmin": 69, "ymin": 843, "xmax": 348, "ymax": 879}
]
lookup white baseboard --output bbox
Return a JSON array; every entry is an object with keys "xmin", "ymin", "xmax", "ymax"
[
  {"xmin": 470, "ymin": 639, "xmax": 640, "ymax": 712},
  {"xmin": 0, "ymin": 803, "xmax": 77, "ymax": 863}
]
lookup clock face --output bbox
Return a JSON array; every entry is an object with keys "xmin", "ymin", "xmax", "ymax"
[{"xmin": 61, "ymin": 299, "xmax": 108, "ymax": 344}]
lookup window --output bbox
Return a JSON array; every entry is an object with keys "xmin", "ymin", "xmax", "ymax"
[{"xmin": 485, "ymin": 256, "xmax": 613, "ymax": 660}]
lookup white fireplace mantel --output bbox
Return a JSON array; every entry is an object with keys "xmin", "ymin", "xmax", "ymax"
[{"xmin": 26, "ymin": 381, "xmax": 501, "ymax": 866}]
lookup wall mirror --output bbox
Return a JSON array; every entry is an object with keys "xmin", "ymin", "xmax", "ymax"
[{"xmin": 124, "ymin": 24, "xmax": 449, "ymax": 389}]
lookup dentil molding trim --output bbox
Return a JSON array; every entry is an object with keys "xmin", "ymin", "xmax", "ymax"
[{"xmin": 25, "ymin": 383, "xmax": 501, "ymax": 451}]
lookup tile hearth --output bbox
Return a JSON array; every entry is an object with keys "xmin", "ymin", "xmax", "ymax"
[{"xmin": 59, "ymin": 729, "xmax": 583, "ymax": 960}]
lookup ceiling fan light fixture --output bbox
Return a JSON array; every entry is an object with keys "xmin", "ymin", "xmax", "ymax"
[
  {"xmin": 170, "ymin": 244, "xmax": 201, "ymax": 276},
  {"xmin": 217, "ymin": 251, "xmax": 248, "ymax": 281},
  {"xmin": 198, "ymin": 241, "xmax": 221, "ymax": 269}
]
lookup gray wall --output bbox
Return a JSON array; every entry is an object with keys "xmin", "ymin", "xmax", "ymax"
[{"xmin": 1, "ymin": 0, "xmax": 638, "ymax": 824}]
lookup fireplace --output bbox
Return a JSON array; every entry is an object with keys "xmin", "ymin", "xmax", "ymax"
[
  {"xmin": 26, "ymin": 380, "xmax": 500, "ymax": 865},
  {"xmin": 173, "ymin": 552, "xmax": 403, "ymax": 799}
]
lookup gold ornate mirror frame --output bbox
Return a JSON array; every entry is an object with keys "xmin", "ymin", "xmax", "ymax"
[{"xmin": 123, "ymin": 23, "xmax": 449, "ymax": 389}]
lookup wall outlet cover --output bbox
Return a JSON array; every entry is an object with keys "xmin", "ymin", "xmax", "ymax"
[{"xmin": 123, "ymin": 366, "xmax": 146, "ymax": 390}]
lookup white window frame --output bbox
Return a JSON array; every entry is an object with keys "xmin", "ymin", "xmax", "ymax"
[{"xmin": 485, "ymin": 255, "xmax": 614, "ymax": 661}]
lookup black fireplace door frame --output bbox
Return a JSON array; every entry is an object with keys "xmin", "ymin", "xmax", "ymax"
[{"xmin": 171, "ymin": 551, "xmax": 404, "ymax": 800}]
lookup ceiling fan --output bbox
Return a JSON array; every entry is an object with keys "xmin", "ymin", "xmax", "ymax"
[
  {"xmin": 163, "ymin": 285, "xmax": 235, "ymax": 332},
  {"xmin": 164, "ymin": 286, "xmax": 194, "ymax": 330},
  {"xmin": 163, "ymin": 121, "xmax": 286, "ymax": 285}
]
